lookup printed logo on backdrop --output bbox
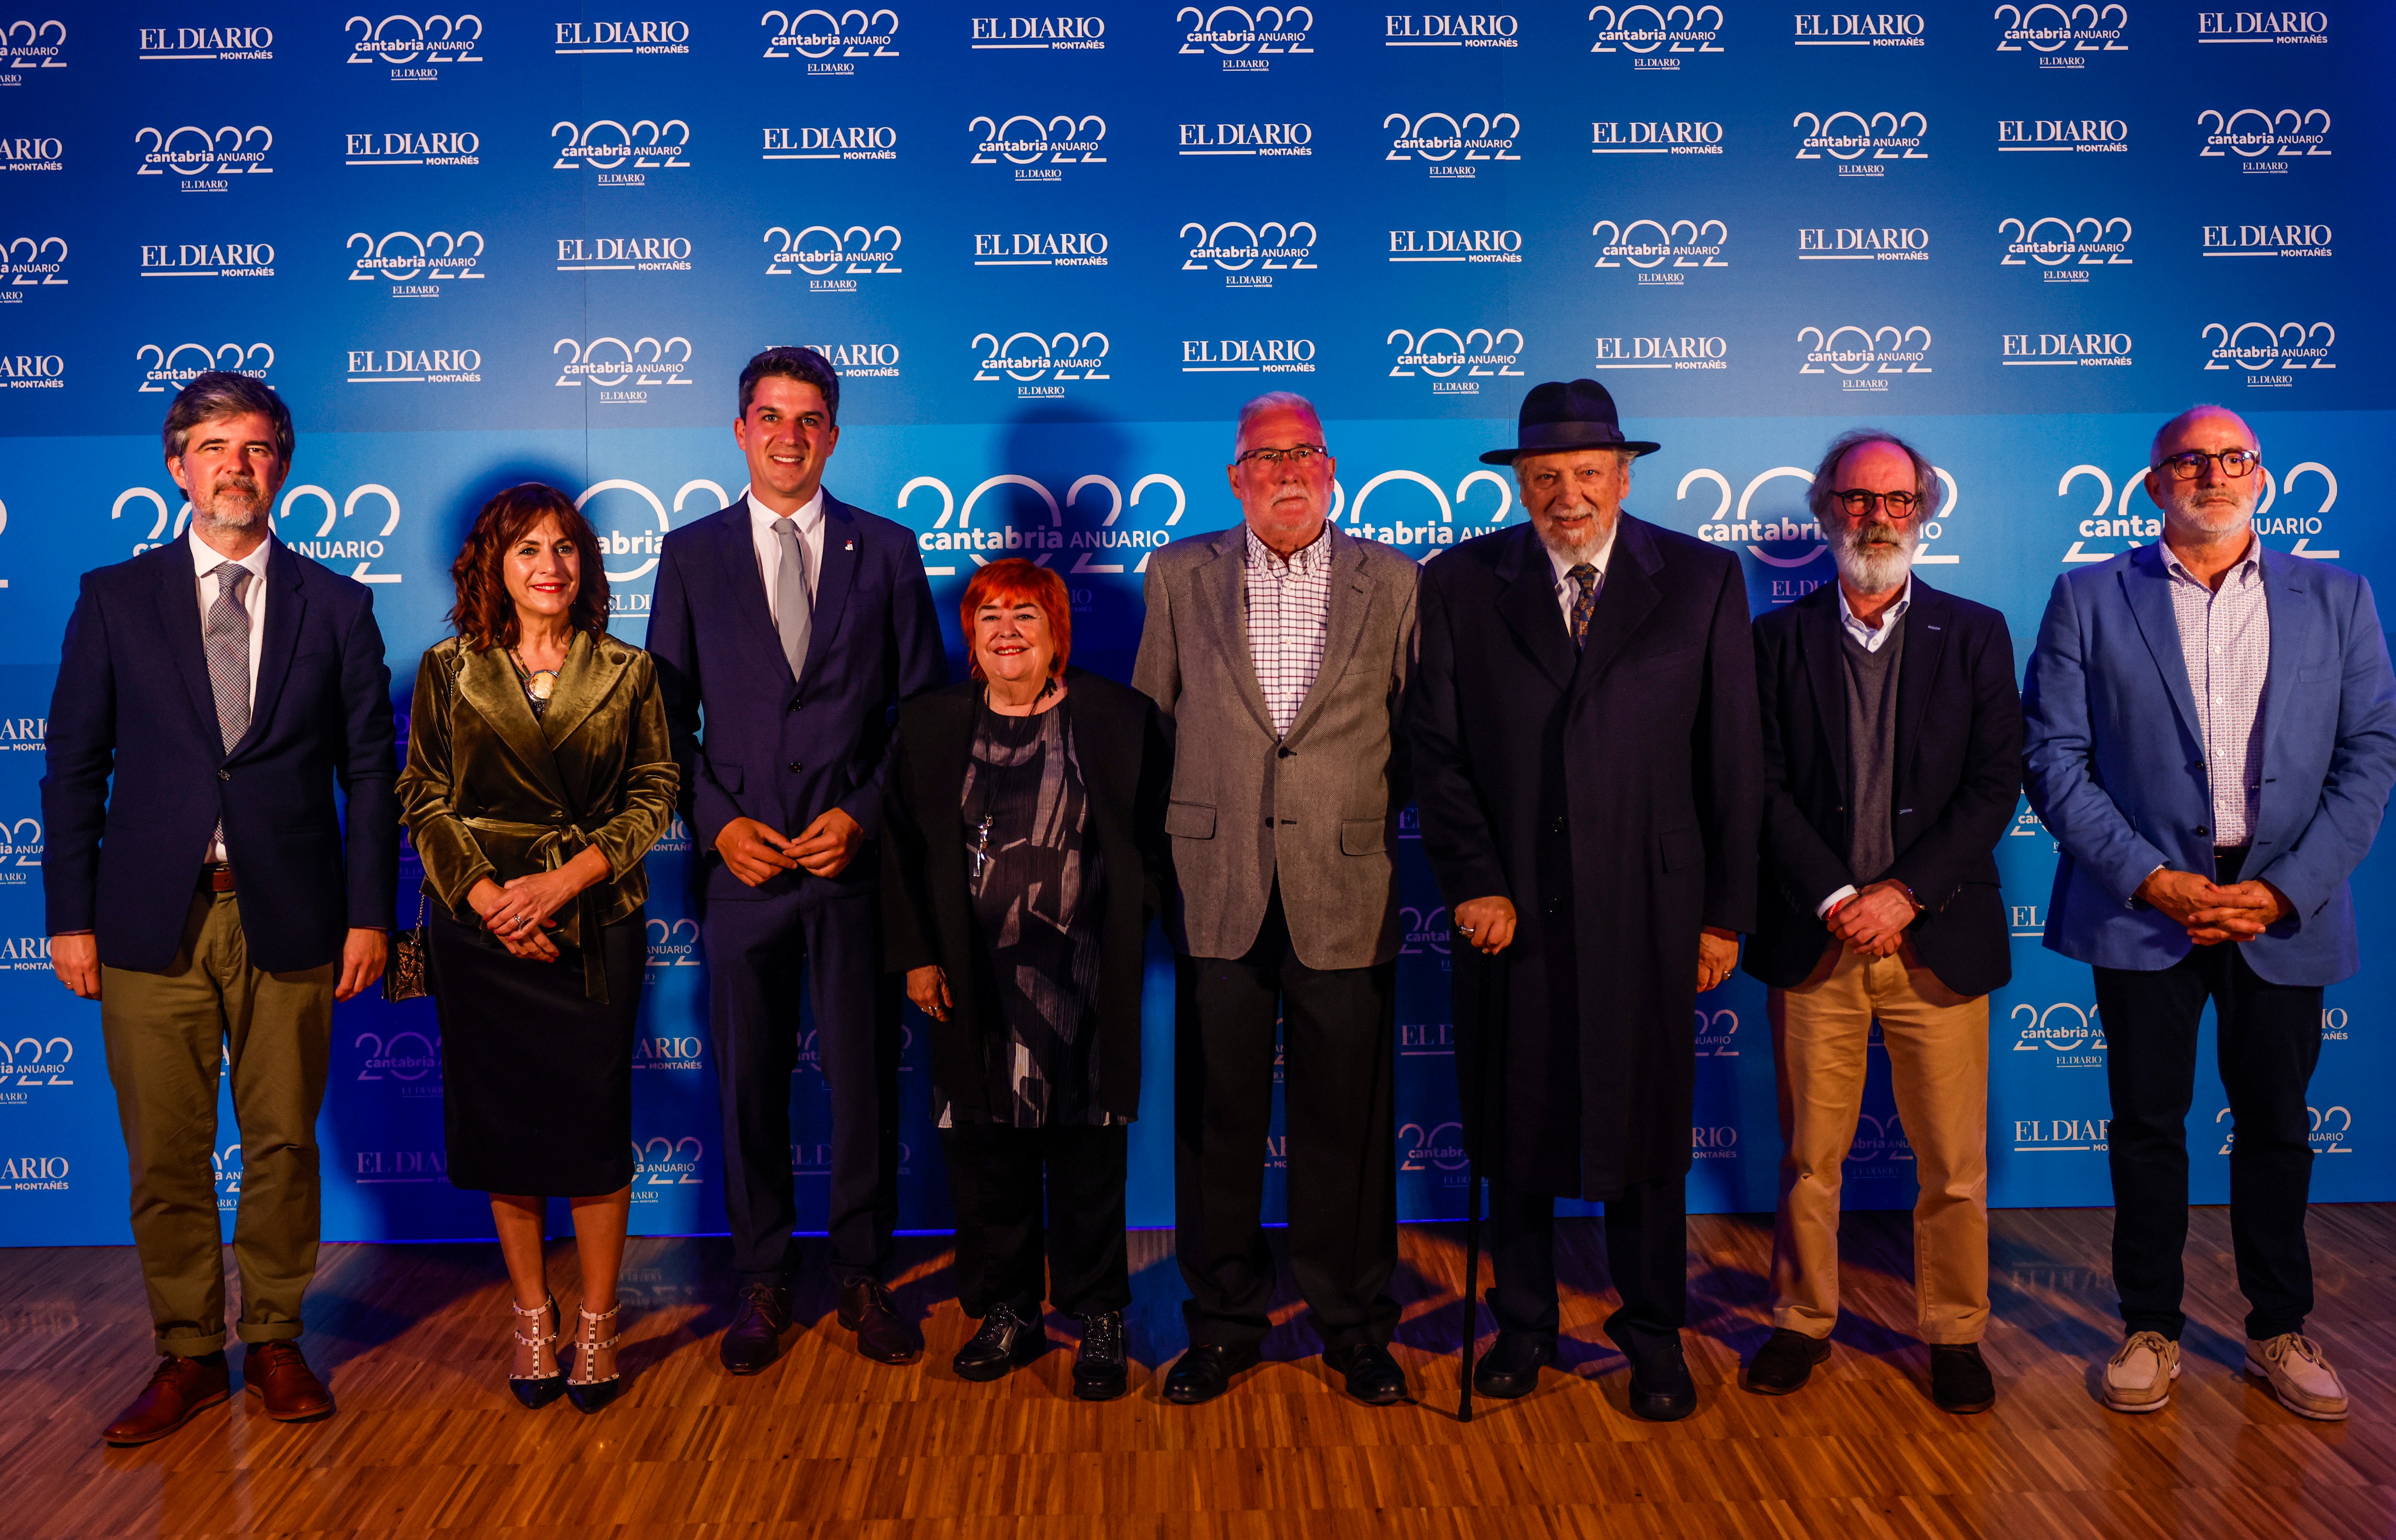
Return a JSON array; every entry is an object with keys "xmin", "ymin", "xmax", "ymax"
[
  {"xmin": 1181, "ymin": 219, "xmax": 1315, "ymax": 288},
  {"xmin": 214, "ymin": 1142, "xmax": 243, "ymax": 1207},
  {"xmin": 644, "ymin": 916, "xmax": 702, "ymax": 971},
  {"xmin": 2324, "ymin": 1005, "xmax": 2350, "ymax": 1043},
  {"xmin": 1793, "ymin": 10, "xmax": 1923, "ymax": 45},
  {"xmin": 1319, "ymin": 465, "xmax": 1511, "ymax": 555},
  {"xmin": 2202, "ymin": 222, "xmax": 2330, "ymax": 259},
  {"xmin": 1385, "ymin": 326, "xmax": 1525, "ymax": 395},
  {"xmin": 2198, "ymin": 108, "xmax": 2331, "ymax": 173},
  {"xmin": 2198, "ymin": 9, "xmax": 2326, "ymax": 45},
  {"xmin": 2014, "ymin": 1116, "xmax": 2108, "ymax": 1153},
  {"xmin": 2, "ymin": 350, "xmax": 61, "ymax": 387},
  {"xmin": 346, "ymin": 344, "xmax": 479, "ymax": 386},
  {"xmin": 1383, "ymin": 112, "xmax": 1521, "ymax": 178},
  {"xmin": 654, "ymin": 812, "xmax": 692, "ymax": 854},
  {"xmin": 2010, "ymin": 1001, "xmax": 2106, "ymax": 1068},
  {"xmin": 974, "ymin": 228, "xmax": 1107, "ymax": 268},
  {"xmin": 4, "ymin": 234, "xmax": 66, "ymax": 299},
  {"xmin": 1399, "ymin": 1122, "xmax": 1467, "ymax": 1178},
  {"xmin": 1, "ymin": 1153, "xmax": 66, "ymax": 1190},
  {"xmin": 141, "ymin": 24, "xmax": 271, "ymax": 61},
  {"xmin": 354, "ymin": 1148, "xmax": 445, "ymax": 1183},
  {"xmin": 3, "ymin": 18, "xmax": 68, "ymax": 80},
  {"xmin": 143, "ymin": 239, "xmax": 273, "ymax": 281},
  {"xmin": 1595, "ymin": 330, "xmax": 1727, "ymax": 373},
  {"xmin": 971, "ymin": 114, "xmax": 1108, "ymax": 180},
  {"xmin": 344, "ymin": 129, "xmax": 481, "ymax": 167},
  {"xmin": 354, "ymin": 1027, "xmax": 440, "ymax": 1097},
  {"xmin": 1399, "ymin": 1021, "xmax": 1452, "ymax": 1059},
  {"xmin": 1795, "ymin": 323, "xmax": 1932, "ymax": 391},
  {"xmin": 1994, "ymin": 3, "xmax": 2129, "ymax": 64},
  {"xmin": 1799, "ymin": 224, "xmax": 1927, "ymax": 263},
  {"xmin": 1998, "ymin": 116, "xmax": 2128, "ymax": 154},
  {"xmin": 1591, "ymin": 118, "xmax": 1723, "ymax": 158},
  {"xmin": 557, "ymin": 233, "xmax": 690, "ymax": 274},
  {"xmin": 897, "ymin": 465, "xmax": 1186, "ymax": 576},
  {"xmin": 1590, "ymin": 218, "xmax": 1728, "ymax": 285},
  {"xmin": 0, "ymin": 815, "xmax": 36, "ymax": 884},
  {"xmin": 1696, "ymin": 1006, "xmax": 1738, "ymax": 1056},
  {"xmin": 345, "ymin": 13, "xmax": 483, "ymax": 80},
  {"xmin": 1683, "ymin": 459, "xmax": 1962, "ymax": 570},
  {"xmin": 1179, "ymin": 4, "xmax": 1315, "ymax": 70},
  {"xmin": 761, "ymin": 7, "xmax": 900, "ymax": 71},
  {"xmin": 631, "ymin": 1136, "xmax": 704, "ymax": 1202},
  {"xmin": 350, "ymin": 230, "xmax": 481, "ymax": 297},
  {"xmin": 576, "ymin": 476, "xmax": 732, "ymax": 586},
  {"xmin": 2204, "ymin": 321, "xmax": 2335, "ymax": 387},
  {"xmin": 1587, "ymin": 4, "xmax": 1727, "ymax": 69},
  {"xmin": 1999, "ymin": 215, "xmax": 2133, "ymax": 282},
  {"xmin": 133, "ymin": 341, "xmax": 271, "ymax": 393},
  {"xmin": 970, "ymin": 330, "xmax": 1112, "ymax": 398},
  {"xmin": 1693, "ymin": 1123, "xmax": 1742, "ymax": 1161},
  {"xmin": 2217, "ymin": 1105, "xmax": 2352, "ymax": 1157},
  {"xmin": 1399, "ymin": 904, "xmax": 1449, "ymax": 958},
  {"xmin": 135, "ymin": 125, "xmax": 273, "ymax": 187},
  {"xmin": 632, "ymin": 1035, "xmax": 702, "ymax": 1073},
  {"xmin": 2, "ymin": 133, "xmax": 60, "ymax": 171},
  {"xmin": 973, "ymin": 12, "xmax": 1104, "ymax": 48},
  {"xmin": 554, "ymin": 19, "xmax": 691, "ymax": 54},
  {"xmin": 0, "ymin": 713, "xmax": 41, "ymax": 752},
  {"xmin": 0, "ymin": 1026, "xmax": 73, "ymax": 1109},
  {"xmin": 798, "ymin": 339, "xmax": 901, "ymax": 378},
  {"xmin": 763, "ymin": 225, "xmax": 901, "ymax": 291},
  {"xmin": 1389, "ymin": 228, "xmax": 1521, "ymax": 265},
  {"xmin": 2009, "ymin": 897, "xmax": 2045, "ymax": 933},
  {"xmin": 2002, "ymin": 329, "xmax": 2132, "ymax": 370},
  {"xmin": 2054, "ymin": 458, "xmax": 2337, "ymax": 563},
  {"xmin": 1179, "ymin": 120, "xmax": 1311, "ymax": 157},
  {"xmin": 113, "ymin": 474, "xmax": 399, "ymax": 570},
  {"xmin": 763, "ymin": 123, "xmax": 898, "ymax": 162},
  {"xmin": 1385, "ymin": 12, "xmax": 1517, "ymax": 46},
  {"xmin": 1791, "ymin": 110, "xmax": 1927, "ymax": 175},
  {"xmin": 552, "ymin": 118, "xmax": 690, "ymax": 188}
]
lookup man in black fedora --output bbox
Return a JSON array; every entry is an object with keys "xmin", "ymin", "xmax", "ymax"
[{"xmin": 1410, "ymin": 379, "xmax": 1761, "ymax": 1417}]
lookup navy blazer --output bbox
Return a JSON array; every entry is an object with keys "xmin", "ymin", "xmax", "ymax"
[
  {"xmin": 2023, "ymin": 540, "xmax": 2396, "ymax": 985},
  {"xmin": 1747, "ymin": 577, "xmax": 2022, "ymax": 997},
  {"xmin": 41, "ymin": 535, "xmax": 399, "ymax": 972},
  {"xmin": 647, "ymin": 491, "xmax": 946, "ymax": 903}
]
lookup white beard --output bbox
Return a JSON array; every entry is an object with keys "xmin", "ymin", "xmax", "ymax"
[{"xmin": 1828, "ymin": 517, "xmax": 1917, "ymax": 594}]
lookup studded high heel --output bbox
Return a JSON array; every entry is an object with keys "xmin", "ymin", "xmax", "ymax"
[
  {"xmin": 566, "ymin": 1301, "xmax": 624, "ymax": 1415},
  {"xmin": 508, "ymin": 1294, "xmax": 566, "ymax": 1409}
]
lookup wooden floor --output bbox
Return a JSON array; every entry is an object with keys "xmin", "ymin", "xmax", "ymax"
[{"xmin": 4, "ymin": 1206, "xmax": 2392, "ymax": 1539}]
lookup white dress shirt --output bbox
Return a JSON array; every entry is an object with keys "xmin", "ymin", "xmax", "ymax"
[
  {"xmin": 1545, "ymin": 525, "xmax": 1619, "ymax": 632},
  {"xmin": 190, "ymin": 528, "xmax": 270, "ymax": 861},
  {"xmin": 1814, "ymin": 575, "xmax": 1914, "ymax": 917},
  {"xmin": 746, "ymin": 488, "xmax": 825, "ymax": 626}
]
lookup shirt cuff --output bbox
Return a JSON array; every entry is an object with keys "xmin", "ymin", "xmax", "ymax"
[{"xmin": 1814, "ymin": 885, "xmax": 1859, "ymax": 919}]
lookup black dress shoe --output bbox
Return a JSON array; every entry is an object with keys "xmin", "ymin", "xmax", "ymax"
[
  {"xmin": 1743, "ymin": 1328, "xmax": 1832, "ymax": 1396},
  {"xmin": 953, "ymin": 1303, "xmax": 1045, "ymax": 1382},
  {"xmin": 1324, "ymin": 1342, "xmax": 1410, "ymax": 1406},
  {"xmin": 1930, "ymin": 1343, "xmax": 1996, "ymax": 1415},
  {"xmin": 1073, "ymin": 1310, "xmax": 1129, "ymax": 1401},
  {"xmin": 1625, "ymin": 1337, "xmax": 1698, "ymax": 1422},
  {"xmin": 839, "ymin": 1278, "xmax": 926, "ymax": 1365},
  {"xmin": 1164, "ymin": 1343, "xmax": 1259, "ymax": 1405},
  {"xmin": 719, "ymin": 1283, "xmax": 791, "ymax": 1375},
  {"xmin": 1472, "ymin": 1331, "xmax": 1558, "ymax": 1400}
]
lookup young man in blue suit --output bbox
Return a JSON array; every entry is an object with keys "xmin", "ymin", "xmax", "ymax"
[
  {"xmin": 2024, "ymin": 405, "xmax": 2396, "ymax": 1422},
  {"xmin": 44, "ymin": 374, "xmax": 398, "ymax": 1444},
  {"xmin": 648, "ymin": 347, "xmax": 945, "ymax": 1371}
]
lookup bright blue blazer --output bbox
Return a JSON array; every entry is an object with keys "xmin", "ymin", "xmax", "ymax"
[{"xmin": 2023, "ymin": 539, "xmax": 2396, "ymax": 986}]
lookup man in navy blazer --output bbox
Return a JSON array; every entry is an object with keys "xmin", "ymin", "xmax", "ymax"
[
  {"xmin": 42, "ymin": 374, "xmax": 397, "ymax": 1445},
  {"xmin": 2025, "ymin": 405, "xmax": 2396, "ymax": 1422},
  {"xmin": 648, "ymin": 347, "xmax": 945, "ymax": 1371}
]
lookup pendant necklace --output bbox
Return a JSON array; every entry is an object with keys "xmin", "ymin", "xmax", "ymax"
[{"xmin": 509, "ymin": 647, "xmax": 560, "ymax": 709}]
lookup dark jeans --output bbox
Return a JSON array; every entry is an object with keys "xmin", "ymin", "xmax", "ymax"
[
  {"xmin": 2094, "ymin": 851, "xmax": 2324, "ymax": 1341},
  {"xmin": 1489, "ymin": 1175, "xmax": 1689, "ymax": 1363},
  {"xmin": 1173, "ymin": 887, "xmax": 1400, "ymax": 1353},
  {"xmin": 940, "ymin": 1121, "xmax": 1130, "ymax": 1320}
]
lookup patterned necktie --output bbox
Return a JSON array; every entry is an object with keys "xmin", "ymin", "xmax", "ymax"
[
  {"xmin": 1567, "ymin": 563, "xmax": 1600, "ymax": 651},
  {"xmin": 205, "ymin": 562, "xmax": 251, "ymax": 860},
  {"xmin": 772, "ymin": 516, "xmax": 813, "ymax": 683}
]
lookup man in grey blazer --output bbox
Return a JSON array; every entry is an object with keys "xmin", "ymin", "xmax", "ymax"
[{"xmin": 1134, "ymin": 392, "xmax": 1420, "ymax": 1406}]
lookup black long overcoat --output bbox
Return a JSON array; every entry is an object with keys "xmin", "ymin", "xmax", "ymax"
[{"xmin": 1410, "ymin": 516, "xmax": 1762, "ymax": 1199}]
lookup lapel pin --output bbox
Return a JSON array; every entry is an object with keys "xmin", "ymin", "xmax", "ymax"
[{"xmin": 844, "ymin": 540, "xmax": 854, "ymax": 551}]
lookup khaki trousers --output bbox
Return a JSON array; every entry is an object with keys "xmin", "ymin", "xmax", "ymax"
[
  {"xmin": 99, "ymin": 891, "xmax": 335, "ymax": 1356},
  {"xmin": 1767, "ymin": 940, "xmax": 1989, "ymax": 1344}
]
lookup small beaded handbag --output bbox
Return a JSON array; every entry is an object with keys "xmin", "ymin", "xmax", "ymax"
[{"xmin": 381, "ymin": 891, "xmax": 430, "ymax": 1001}]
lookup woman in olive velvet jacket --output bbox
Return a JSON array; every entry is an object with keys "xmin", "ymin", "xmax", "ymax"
[{"xmin": 396, "ymin": 483, "xmax": 677, "ymax": 1416}]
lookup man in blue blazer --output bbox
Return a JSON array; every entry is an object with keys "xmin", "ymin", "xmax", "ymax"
[
  {"xmin": 42, "ymin": 374, "xmax": 397, "ymax": 1444},
  {"xmin": 2024, "ymin": 405, "xmax": 2396, "ymax": 1423},
  {"xmin": 648, "ymin": 347, "xmax": 945, "ymax": 1372}
]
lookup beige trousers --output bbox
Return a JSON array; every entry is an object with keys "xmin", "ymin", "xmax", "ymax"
[
  {"xmin": 99, "ymin": 891, "xmax": 335, "ymax": 1356},
  {"xmin": 1767, "ymin": 940, "xmax": 1989, "ymax": 1344}
]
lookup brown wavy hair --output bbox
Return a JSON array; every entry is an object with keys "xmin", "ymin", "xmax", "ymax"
[
  {"xmin": 960, "ymin": 558, "xmax": 1070, "ymax": 680},
  {"xmin": 448, "ymin": 483, "xmax": 612, "ymax": 650}
]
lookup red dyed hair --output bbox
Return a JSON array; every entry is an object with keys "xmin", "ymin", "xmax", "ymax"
[{"xmin": 959, "ymin": 558, "xmax": 1071, "ymax": 680}]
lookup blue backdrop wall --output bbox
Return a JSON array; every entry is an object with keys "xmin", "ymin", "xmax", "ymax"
[{"xmin": 0, "ymin": 1, "xmax": 2387, "ymax": 1244}]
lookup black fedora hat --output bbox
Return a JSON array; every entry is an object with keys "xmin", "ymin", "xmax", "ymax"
[{"xmin": 1479, "ymin": 378, "xmax": 1662, "ymax": 465}]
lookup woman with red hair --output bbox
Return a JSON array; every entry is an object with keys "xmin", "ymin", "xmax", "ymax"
[{"xmin": 881, "ymin": 559, "xmax": 1170, "ymax": 1398}]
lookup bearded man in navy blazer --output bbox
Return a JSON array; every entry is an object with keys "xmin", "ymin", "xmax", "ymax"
[
  {"xmin": 2025, "ymin": 405, "xmax": 2396, "ymax": 1423},
  {"xmin": 43, "ymin": 373, "xmax": 397, "ymax": 1445},
  {"xmin": 648, "ymin": 346, "xmax": 946, "ymax": 1372}
]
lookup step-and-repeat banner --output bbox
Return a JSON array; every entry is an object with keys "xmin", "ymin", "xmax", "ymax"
[{"xmin": 1, "ymin": 3, "xmax": 2388, "ymax": 1244}]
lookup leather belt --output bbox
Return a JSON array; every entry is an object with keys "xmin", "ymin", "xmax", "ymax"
[{"xmin": 198, "ymin": 864, "xmax": 235, "ymax": 894}]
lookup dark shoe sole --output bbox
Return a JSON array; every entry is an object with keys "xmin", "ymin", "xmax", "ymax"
[
  {"xmin": 1743, "ymin": 1337, "xmax": 1833, "ymax": 1396},
  {"xmin": 719, "ymin": 1335, "xmax": 785, "ymax": 1376},
  {"xmin": 1163, "ymin": 1352, "xmax": 1258, "ymax": 1405},
  {"xmin": 1935, "ymin": 1392, "xmax": 1996, "ymax": 1416},
  {"xmin": 1341, "ymin": 1373, "xmax": 1411, "ymax": 1407},
  {"xmin": 1472, "ymin": 1371, "xmax": 1541, "ymax": 1400},
  {"xmin": 243, "ymin": 1382, "xmax": 333, "ymax": 1423},
  {"xmin": 857, "ymin": 1340, "xmax": 925, "ymax": 1366},
  {"xmin": 1629, "ymin": 1394, "xmax": 1696, "ymax": 1422},
  {"xmin": 1073, "ymin": 1369, "xmax": 1130, "ymax": 1401},
  {"xmin": 955, "ymin": 1335, "xmax": 1045, "ymax": 1383},
  {"xmin": 103, "ymin": 1386, "xmax": 231, "ymax": 1446}
]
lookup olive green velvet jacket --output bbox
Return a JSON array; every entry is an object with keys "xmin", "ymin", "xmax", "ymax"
[{"xmin": 396, "ymin": 632, "xmax": 679, "ymax": 996}]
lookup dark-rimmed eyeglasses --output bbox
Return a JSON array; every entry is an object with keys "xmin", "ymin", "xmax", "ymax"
[
  {"xmin": 2153, "ymin": 448, "xmax": 2260, "ymax": 481},
  {"xmin": 1831, "ymin": 489, "xmax": 1921, "ymax": 520},
  {"xmin": 1234, "ymin": 444, "xmax": 1328, "ymax": 470}
]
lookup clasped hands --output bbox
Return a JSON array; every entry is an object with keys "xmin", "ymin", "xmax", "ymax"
[
  {"xmin": 715, "ymin": 808, "xmax": 864, "ymax": 888},
  {"xmin": 468, "ymin": 846, "xmax": 612, "ymax": 962},
  {"xmin": 1451, "ymin": 895, "xmax": 1740, "ymax": 993},
  {"xmin": 2135, "ymin": 867, "xmax": 2290, "ymax": 945},
  {"xmin": 1825, "ymin": 880, "xmax": 1921, "ymax": 960}
]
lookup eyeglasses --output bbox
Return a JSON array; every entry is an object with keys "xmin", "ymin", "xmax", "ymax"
[
  {"xmin": 1234, "ymin": 444, "xmax": 1328, "ymax": 469},
  {"xmin": 2153, "ymin": 448, "xmax": 2260, "ymax": 481},
  {"xmin": 1831, "ymin": 489, "xmax": 1921, "ymax": 520}
]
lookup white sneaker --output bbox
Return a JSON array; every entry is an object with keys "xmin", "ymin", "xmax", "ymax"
[
  {"xmin": 2102, "ymin": 1332, "xmax": 2180, "ymax": 1414},
  {"xmin": 2246, "ymin": 1333, "xmax": 2349, "ymax": 1421}
]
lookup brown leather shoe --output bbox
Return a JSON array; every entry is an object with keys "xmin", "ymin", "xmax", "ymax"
[
  {"xmin": 243, "ymin": 1340, "xmax": 334, "ymax": 1422},
  {"xmin": 104, "ymin": 1352, "xmax": 231, "ymax": 1445},
  {"xmin": 719, "ymin": 1283, "xmax": 792, "ymax": 1375},
  {"xmin": 837, "ymin": 1278, "xmax": 924, "ymax": 1365}
]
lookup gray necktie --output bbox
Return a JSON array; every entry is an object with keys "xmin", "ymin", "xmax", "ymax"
[
  {"xmin": 205, "ymin": 562, "xmax": 251, "ymax": 858},
  {"xmin": 772, "ymin": 516, "xmax": 813, "ymax": 683}
]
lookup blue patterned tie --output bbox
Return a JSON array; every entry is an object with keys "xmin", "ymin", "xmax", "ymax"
[{"xmin": 1567, "ymin": 563, "xmax": 1599, "ymax": 651}]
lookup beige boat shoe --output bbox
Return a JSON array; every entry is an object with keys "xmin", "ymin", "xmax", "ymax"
[
  {"xmin": 2245, "ymin": 1333, "xmax": 2349, "ymax": 1422},
  {"xmin": 2102, "ymin": 1331, "xmax": 2180, "ymax": 1414}
]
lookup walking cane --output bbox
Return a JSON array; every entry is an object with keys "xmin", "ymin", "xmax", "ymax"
[{"xmin": 1457, "ymin": 946, "xmax": 1507, "ymax": 1422}]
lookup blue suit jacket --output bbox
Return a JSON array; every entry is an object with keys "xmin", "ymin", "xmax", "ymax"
[
  {"xmin": 41, "ymin": 536, "xmax": 399, "ymax": 972},
  {"xmin": 647, "ymin": 491, "xmax": 946, "ymax": 904},
  {"xmin": 2023, "ymin": 540, "xmax": 2396, "ymax": 985}
]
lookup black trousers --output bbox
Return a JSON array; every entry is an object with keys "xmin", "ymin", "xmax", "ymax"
[
  {"xmin": 2094, "ymin": 851, "xmax": 2324, "ymax": 1341},
  {"xmin": 706, "ymin": 884, "xmax": 902, "ymax": 1287},
  {"xmin": 1173, "ymin": 888, "xmax": 1400, "ymax": 1352},
  {"xmin": 940, "ymin": 1121, "xmax": 1130, "ymax": 1320},
  {"xmin": 1489, "ymin": 1175, "xmax": 1689, "ymax": 1363}
]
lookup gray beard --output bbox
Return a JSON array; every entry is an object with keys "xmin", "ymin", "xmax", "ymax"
[
  {"xmin": 191, "ymin": 484, "xmax": 267, "ymax": 540},
  {"xmin": 1829, "ymin": 520, "xmax": 1917, "ymax": 594},
  {"xmin": 2163, "ymin": 491, "xmax": 2254, "ymax": 542},
  {"xmin": 1539, "ymin": 522, "xmax": 1610, "ymax": 568}
]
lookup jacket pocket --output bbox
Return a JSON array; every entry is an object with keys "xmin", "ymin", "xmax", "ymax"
[
  {"xmin": 710, "ymin": 759, "xmax": 744, "ymax": 792},
  {"xmin": 1340, "ymin": 818, "xmax": 1385, "ymax": 856},
  {"xmin": 1165, "ymin": 800, "xmax": 1216, "ymax": 839},
  {"xmin": 1658, "ymin": 824, "xmax": 1700, "ymax": 872}
]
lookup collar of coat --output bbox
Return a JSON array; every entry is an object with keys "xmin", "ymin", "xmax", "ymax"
[
  {"xmin": 452, "ymin": 630, "xmax": 636, "ymax": 807},
  {"xmin": 1194, "ymin": 520, "xmax": 1383, "ymax": 745}
]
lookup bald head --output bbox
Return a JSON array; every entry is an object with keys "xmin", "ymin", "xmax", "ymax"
[{"xmin": 2151, "ymin": 404, "xmax": 2258, "ymax": 467}]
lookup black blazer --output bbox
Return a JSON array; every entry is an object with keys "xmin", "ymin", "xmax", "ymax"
[
  {"xmin": 1746, "ymin": 577, "xmax": 2022, "ymax": 996},
  {"xmin": 880, "ymin": 668, "xmax": 1171, "ymax": 1123},
  {"xmin": 41, "ymin": 536, "xmax": 399, "ymax": 972},
  {"xmin": 647, "ymin": 492, "xmax": 946, "ymax": 904}
]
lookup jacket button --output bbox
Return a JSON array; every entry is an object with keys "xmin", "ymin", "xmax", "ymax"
[
  {"xmin": 788, "ymin": 760, "xmax": 804, "ymax": 774},
  {"xmin": 1548, "ymin": 897, "xmax": 1568, "ymax": 915},
  {"xmin": 1550, "ymin": 816, "xmax": 1566, "ymax": 834},
  {"xmin": 217, "ymin": 769, "xmax": 230, "ymax": 781},
  {"xmin": 2195, "ymin": 825, "xmax": 2210, "ymax": 837},
  {"xmin": 1277, "ymin": 747, "xmax": 1292, "ymax": 759},
  {"xmin": 789, "ymin": 700, "xmax": 803, "ymax": 712}
]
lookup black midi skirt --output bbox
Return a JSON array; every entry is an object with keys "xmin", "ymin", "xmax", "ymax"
[{"xmin": 428, "ymin": 900, "xmax": 647, "ymax": 1196}]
